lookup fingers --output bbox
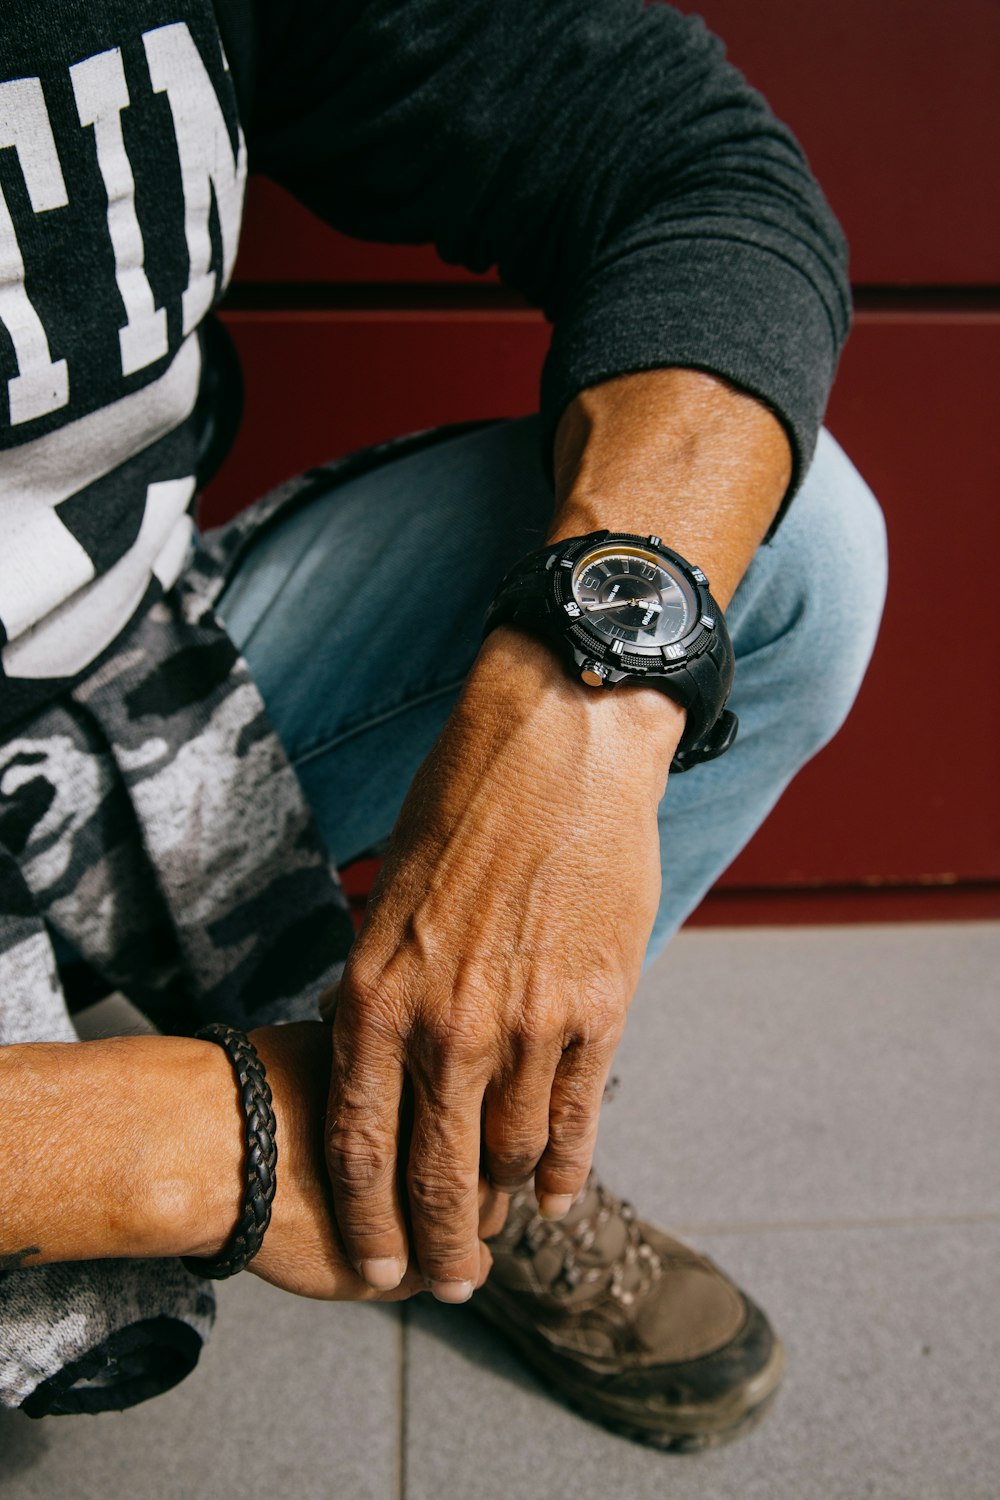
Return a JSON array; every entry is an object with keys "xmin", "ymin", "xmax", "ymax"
[
  {"xmin": 475, "ymin": 1236, "xmax": 494, "ymax": 1288},
  {"xmin": 477, "ymin": 1176, "xmax": 511, "ymax": 1241},
  {"xmin": 481, "ymin": 1043, "xmax": 560, "ymax": 1194},
  {"xmin": 326, "ymin": 1010, "xmax": 410, "ymax": 1292},
  {"xmin": 533, "ymin": 1036, "xmax": 618, "ymax": 1216},
  {"xmin": 406, "ymin": 1048, "xmax": 490, "ymax": 1302}
]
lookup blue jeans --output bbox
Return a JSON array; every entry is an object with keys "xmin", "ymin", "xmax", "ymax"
[{"xmin": 215, "ymin": 418, "xmax": 887, "ymax": 968}]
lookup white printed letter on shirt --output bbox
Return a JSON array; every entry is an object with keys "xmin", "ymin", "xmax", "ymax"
[
  {"xmin": 70, "ymin": 47, "xmax": 169, "ymax": 378},
  {"xmin": 143, "ymin": 22, "xmax": 247, "ymax": 336},
  {"xmin": 0, "ymin": 77, "xmax": 70, "ymax": 425}
]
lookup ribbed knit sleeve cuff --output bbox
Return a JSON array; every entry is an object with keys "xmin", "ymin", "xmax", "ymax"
[
  {"xmin": 20, "ymin": 1317, "xmax": 204, "ymax": 1418},
  {"xmin": 540, "ymin": 236, "xmax": 847, "ymax": 536},
  {"xmin": 0, "ymin": 1260, "xmax": 215, "ymax": 1418}
]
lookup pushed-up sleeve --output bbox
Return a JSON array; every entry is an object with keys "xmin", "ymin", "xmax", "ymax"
[{"xmin": 248, "ymin": 0, "xmax": 851, "ymax": 523}]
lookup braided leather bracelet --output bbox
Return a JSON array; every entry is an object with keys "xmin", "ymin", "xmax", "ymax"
[{"xmin": 182, "ymin": 1024, "xmax": 277, "ymax": 1280}]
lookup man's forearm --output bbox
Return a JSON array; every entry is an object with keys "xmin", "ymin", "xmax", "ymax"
[
  {"xmin": 2, "ymin": 1037, "xmax": 243, "ymax": 1266},
  {"xmin": 550, "ymin": 368, "xmax": 793, "ymax": 608}
]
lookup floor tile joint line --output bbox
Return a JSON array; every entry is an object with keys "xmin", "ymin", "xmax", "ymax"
[
  {"xmin": 397, "ymin": 1301, "xmax": 409, "ymax": 1500},
  {"xmin": 673, "ymin": 1211, "xmax": 1000, "ymax": 1236}
]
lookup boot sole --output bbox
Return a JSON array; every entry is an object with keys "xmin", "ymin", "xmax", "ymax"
[{"xmin": 472, "ymin": 1291, "xmax": 786, "ymax": 1453}]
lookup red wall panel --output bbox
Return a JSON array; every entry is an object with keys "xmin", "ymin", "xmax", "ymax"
[
  {"xmin": 202, "ymin": 309, "xmax": 1000, "ymax": 891},
  {"xmin": 201, "ymin": 310, "xmax": 548, "ymax": 525},
  {"xmin": 675, "ymin": 0, "xmax": 1000, "ymax": 286},
  {"xmin": 232, "ymin": 181, "xmax": 484, "ymax": 285},
  {"xmin": 724, "ymin": 311, "xmax": 1000, "ymax": 886}
]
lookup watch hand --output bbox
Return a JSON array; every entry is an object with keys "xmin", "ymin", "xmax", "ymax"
[{"xmin": 583, "ymin": 597, "xmax": 661, "ymax": 614}]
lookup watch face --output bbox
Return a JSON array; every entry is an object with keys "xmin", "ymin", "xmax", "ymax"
[{"xmin": 570, "ymin": 544, "xmax": 697, "ymax": 648}]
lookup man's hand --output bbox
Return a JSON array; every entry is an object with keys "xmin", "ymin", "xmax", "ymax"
[
  {"xmin": 247, "ymin": 1023, "xmax": 502, "ymax": 1301},
  {"xmin": 324, "ymin": 368, "xmax": 790, "ymax": 1299},
  {"xmin": 324, "ymin": 627, "xmax": 683, "ymax": 1299}
]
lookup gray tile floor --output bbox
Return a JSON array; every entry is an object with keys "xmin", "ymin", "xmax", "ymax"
[{"xmin": 2, "ymin": 923, "xmax": 998, "ymax": 1500}]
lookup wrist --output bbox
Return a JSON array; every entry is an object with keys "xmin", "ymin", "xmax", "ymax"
[
  {"xmin": 551, "ymin": 369, "xmax": 792, "ymax": 608},
  {"xmin": 144, "ymin": 1037, "xmax": 245, "ymax": 1261},
  {"xmin": 472, "ymin": 625, "xmax": 686, "ymax": 764}
]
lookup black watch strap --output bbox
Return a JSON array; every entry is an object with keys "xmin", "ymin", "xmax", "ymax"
[{"xmin": 654, "ymin": 635, "xmax": 739, "ymax": 771}]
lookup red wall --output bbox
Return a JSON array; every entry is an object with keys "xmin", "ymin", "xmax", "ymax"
[{"xmin": 204, "ymin": 1, "xmax": 1000, "ymax": 923}]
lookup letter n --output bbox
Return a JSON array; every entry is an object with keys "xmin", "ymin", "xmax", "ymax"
[{"xmin": 143, "ymin": 23, "xmax": 247, "ymax": 337}]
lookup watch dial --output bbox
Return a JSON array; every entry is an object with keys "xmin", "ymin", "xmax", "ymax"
[{"xmin": 571, "ymin": 545, "xmax": 696, "ymax": 647}]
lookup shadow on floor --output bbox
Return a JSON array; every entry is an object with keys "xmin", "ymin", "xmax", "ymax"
[{"xmin": 0, "ymin": 1408, "xmax": 51, "ymax": 1478}]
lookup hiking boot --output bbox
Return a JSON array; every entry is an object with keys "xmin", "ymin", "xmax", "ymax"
[{"xmin": 473, "ymin": 1174, "xmax": 784, "ymax": 1451}]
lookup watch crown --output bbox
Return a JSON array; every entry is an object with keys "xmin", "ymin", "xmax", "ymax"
[{"xmin": 580, "ymin": 660, "xmax": 609, "ymax": 687}]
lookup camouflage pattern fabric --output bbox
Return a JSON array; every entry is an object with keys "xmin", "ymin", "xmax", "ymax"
[{"xmin": 0, "ymin": 462, "xmax": 369, "ymax": 1415}]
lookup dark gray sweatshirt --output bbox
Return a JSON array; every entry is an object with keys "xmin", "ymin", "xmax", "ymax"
[{"xmin": 223, "ymin": 0, "xmax": 850, "ymax": 497}]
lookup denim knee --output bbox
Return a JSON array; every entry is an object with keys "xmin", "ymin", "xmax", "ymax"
[{"xmin": 730, "ymin": 429, "xmax": 888, "ymax": 758}]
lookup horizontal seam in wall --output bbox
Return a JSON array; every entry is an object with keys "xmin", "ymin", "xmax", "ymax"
[{"xmin": 220, "ymin": 282, "xmax": 1000, "ymax": 316}]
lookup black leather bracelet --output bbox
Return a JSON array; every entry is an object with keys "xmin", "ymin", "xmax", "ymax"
[{"xmin": 181, "ymin": 1024, "xmax": 277, "ymax": 1280}]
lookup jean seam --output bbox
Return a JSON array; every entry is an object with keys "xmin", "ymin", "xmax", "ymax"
[{"xmin": 290, "ymin": 675, "xmax": 470, "ymax": 770}]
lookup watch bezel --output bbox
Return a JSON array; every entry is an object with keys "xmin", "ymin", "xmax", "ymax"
[{"xmin": 542, "ymin": 532, "xmax": 717, "ymax": 679}]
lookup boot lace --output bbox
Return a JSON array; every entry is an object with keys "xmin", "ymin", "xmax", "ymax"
[{"xmin": 514, "ymin": 1178, "xmax": 664, "ymax": 1308}]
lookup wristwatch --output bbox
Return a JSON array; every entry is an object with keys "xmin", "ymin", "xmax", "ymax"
[{"xmin": 483, "ymin": 530, "xmax": 738, "ymax": 773}]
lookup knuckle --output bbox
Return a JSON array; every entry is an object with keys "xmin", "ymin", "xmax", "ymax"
[
  {"xmin": 339, "ymin": 958, "xmax": 382, "ymax": 1012},
  {"xmin": 416, "ymin": 1012, "xmax": 491, "ymax": 1077},
  {"xmin": 514, "ymin": 985, "xmax": 567, "ymax": 1050},
  {"xmin": 516, "ymin": 1015, "xmax": 564, "ymax": 1056},
  {"xmin": 574, "ymin": 992, "xmax": 626, "ymax": 1049},
  {"xmin": 326, "ymin": 1127, "xmax": 394, "ymax": 1199},
  {"xmin": 540, "ymin": 1121, "xmax": 593, "ymax": 1178},
  {"xmin": 442, "ymin": 1021, "xmax": 491, "ymax": 1069},
  {"xmin": 488, "ymin": 1140, "xmax": 542, "ymax": 1176},
  {"xmin": 514, "ymin": 970, "xmax": 626, "ymax": 1053},
  {"xmin": 548, "ymin": 1090, "xmax": 600, "ymax": 1153},
  {"xmin": 488, "ymin": 1147, "xmax": 544, "ymax": 1184},
  {"xmin": 407, "ymin": 1167, "xmax": 477, "ymax": 1226},
  {"xmin": 486, "ymin": 1124, "xmax": 547, "ymax": 1176},
  {"xmin": 340, "ymin": 963, "xmax": 407, "ymax": 1041}
]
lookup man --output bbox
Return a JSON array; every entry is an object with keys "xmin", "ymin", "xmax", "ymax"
[{"xmin": 0, "ymin": 0, "xmax": 886, "ymax": 1448}]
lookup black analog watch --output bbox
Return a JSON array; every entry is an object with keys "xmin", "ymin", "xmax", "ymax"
[{"xmin": 483, "ymin": 530, "xmax": 738, "ymax": 773}]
